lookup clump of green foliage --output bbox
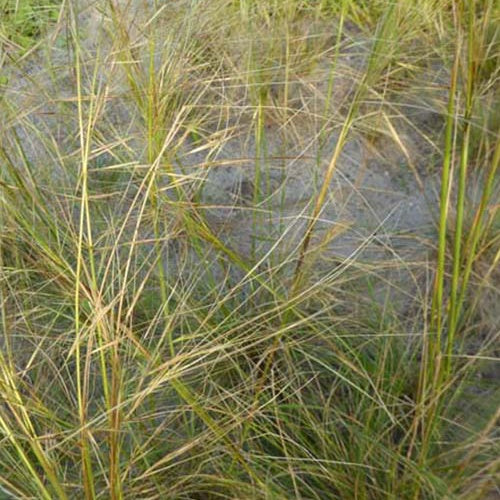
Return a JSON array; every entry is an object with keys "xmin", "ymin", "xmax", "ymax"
[{"xmin": 0, "ymin": 0, "xmax": 60, "ymax": 52}]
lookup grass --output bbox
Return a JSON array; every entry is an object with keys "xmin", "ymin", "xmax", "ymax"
[
  {"xmin": 0, "ymin": 0, "xmax": 60, "ymax": 53},
  {"xmin": 0, "ymin": 0, "xmax": 498, "ymax": 498}
]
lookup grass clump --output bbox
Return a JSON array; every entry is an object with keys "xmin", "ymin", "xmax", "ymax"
[{"xmin": 0, "ymin": 0, "xmax": 498, "ymax": 498}]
